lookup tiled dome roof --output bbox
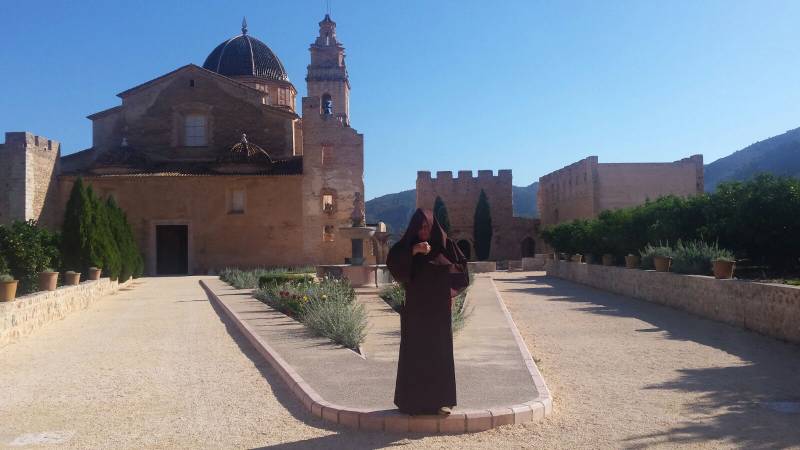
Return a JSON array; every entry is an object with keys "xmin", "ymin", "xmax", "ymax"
[{"xmin": 202, "ymin": 20, "xmax": 289, "ymax": 82}]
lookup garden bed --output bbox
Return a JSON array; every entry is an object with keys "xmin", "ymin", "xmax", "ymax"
[{"xmin": 219, "ymin": 268, "xmax": 367, "ymax": 351}]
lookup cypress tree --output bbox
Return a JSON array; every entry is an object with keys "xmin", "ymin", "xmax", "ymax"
[
  {"xmin": 61, "ymin": 178, "xmax": 94, "ymax": 274},
  {"xmin": 87, "ymin": 187, "xmax": 122, "ymax": 281},
  {"xmin": 433, "ymin": 196, "xmax": 452, "ymax": 234},
  {"xmin": 473, "ymin": 189, "xmax": 493, "ymax": 261},
  {"xmin": 106, "ymin": 197, "xmax": 143, "ymax": 281}
]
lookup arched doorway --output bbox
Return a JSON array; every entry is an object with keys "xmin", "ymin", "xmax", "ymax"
[
  {"xmin": 457, "ymin": 239, "xmax": 472, "ymax": 260},
  {"xmin": 520, "ymin": 237, "xmax": 536, "ymax": 258}
]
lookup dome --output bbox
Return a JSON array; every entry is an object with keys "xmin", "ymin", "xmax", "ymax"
[{"xmin": 202, "ymin": 21, "xmax": 289, "ymax": 82}]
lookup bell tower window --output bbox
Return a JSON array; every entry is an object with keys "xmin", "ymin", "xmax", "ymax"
[{"xmin": 185, "ymin": 114, "xmax": 207, "ymax": 147}]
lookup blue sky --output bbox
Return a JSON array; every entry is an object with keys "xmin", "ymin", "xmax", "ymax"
[{"xmin": 2, "ymin": 1, "xmax": 799, "ymax": 200}]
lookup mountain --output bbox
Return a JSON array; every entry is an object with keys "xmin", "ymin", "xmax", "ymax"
[
  {"xmin": 705, "ymin": 126, "xmax": 800, "ymax": 191},
  {"xmin": 366, "ymin": 182, "xmax": 539, "ymax": 238},
  {"xmin": 365, "ymin": 189, "xmax": 417, "ymax": 236}
]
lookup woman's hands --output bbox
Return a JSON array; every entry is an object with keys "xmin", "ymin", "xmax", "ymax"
[{"xmin": 412, "ymin": 241, "xmax": 431, "ymax": 255}]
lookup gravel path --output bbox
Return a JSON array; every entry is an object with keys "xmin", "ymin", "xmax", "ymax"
[{"xmin": 3, "ymin": 274, "xmax": 799, "ymax": 449}]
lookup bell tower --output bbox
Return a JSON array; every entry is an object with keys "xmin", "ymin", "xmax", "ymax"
[{"xmin": 306, "ymin": 14, "xmax": 350, "ymax": 124}]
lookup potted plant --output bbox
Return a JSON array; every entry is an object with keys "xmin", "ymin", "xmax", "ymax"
[
  {"xmin": 602, "ymin": 254, "xmax": 614, "ymax": 266},
  {"xmin": 654, "ymin": 255, "xmax": 672, "ymax": 272},
  {"xmin": 625, "ymin": 254, "xmax": 640, "ymax": 269},
  {"xmin": 712, "ymin": 257, "xmax": 736, "ymax": 279},
  {"xmin": 0, "ymin": 274, "xmax": 18, "ymax": 302},
  {"xmin": 571, "ymin": 254, "xmax": 583, "ymax": 263},
  {"xmin": 38, "ymin": 269, "xmax": 59, "ymax": 291},
  {"xmin": 88, "ymin": 267, "xmax": 102, "ymax": 281},
  {"xmin": 65, "ymin": 271, "xmax": 81, "ymax": 286}
]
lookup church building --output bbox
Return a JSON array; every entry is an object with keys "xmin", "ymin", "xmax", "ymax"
[{"xmin": 0, "ymin": 15, "xmax": 366, "ymax": 275}]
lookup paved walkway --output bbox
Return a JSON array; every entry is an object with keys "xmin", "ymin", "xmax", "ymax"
[{"xmin": 204, "ymin": 274, "xmax": 538, "ymax": 410}]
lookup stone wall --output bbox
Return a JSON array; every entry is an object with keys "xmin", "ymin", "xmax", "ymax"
[
  {"xmin": 57, "ymin": 174, "xmax": 308, "ymax": 275},
  {"xmin": 416, "ymin": 170, "xmax": 543, "ymax": 261},
  {"xmin": 538, "ymin": 155, "xmax": 704, "ymax": 227},
  {"xmin": 546, "ymin": 260, "xmax": 800, "ymax": 345},
  {"xmin": 0, "ymin": 278, "xmax": 129, "ymax": 348}
]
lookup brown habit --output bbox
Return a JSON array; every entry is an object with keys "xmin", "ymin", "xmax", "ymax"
[{"xmin": 386, "ymin": 209, "xmax": 470, "ymax": 414}]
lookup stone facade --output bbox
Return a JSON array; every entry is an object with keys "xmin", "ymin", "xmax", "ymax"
[
  {"xmin": 0, "ymin": 132, "xmax": 61, "ymax": 227},
  {"xmin": 416, "ymin": 170, "xmax": 543, "ymax": 261},
  {"xmin": 546, "ymin": 260, "xmax": 800, "ymax": 345},
  {"xmin": 538, "ymin": 155, "xmax": 704, "ymax": 227},
  {"xmin": 0, "ymin": 15, "xmax": 369, "ymax": 273},
  {"xmin": 0, "ymin": 277, "xmax": 128, "ymax": 348}
]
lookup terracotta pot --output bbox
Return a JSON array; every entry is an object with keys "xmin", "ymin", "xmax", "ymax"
[
  {"xmin": 38, "ymin": 271, "xmax": 59, "ymax": 291},
  {"xmin": 653, "ymin": 256, "xmax": 672, "ymax": 272},
  {"xmin": 625, "ymin": 255, "xmax": 640, "ymax": 269},
  {"xmin": 65, "ymin": 272, "xmax": 81, "ymax": 286},
  {"xmin": 0, "ymin": 280, "xmax": 18, "ymax": 302},
  {"xmin": 712, "ymin": 260, "xmax": 735, "ymax": 279},
  {"xmin": 571, "ymin": 254, "xmax": 583, "ymax": 263},
  {"xmin": 88, "ymin": 267, "xmax": 102, "ymax": 281},
  {"xmin": 602, "ymin": 254, "xmax": 614, "ymax": 266}
]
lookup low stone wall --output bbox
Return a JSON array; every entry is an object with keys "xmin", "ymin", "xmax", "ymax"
[
  {"xmin": 546, "ymin": 260, "xmax": 800, "ymax": 344},
  {"xmin": 0, "ymin": 278, "xmax": 130, "ymax": 348},
  {"xmin": 468, "ymin": 261, "xmax": 497, "ymax": 273},
  {"xmin": 522, "ymin": 254, "xmax": 549, "ymax": 271}
]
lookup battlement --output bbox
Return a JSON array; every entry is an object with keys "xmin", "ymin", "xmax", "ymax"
[
  {"xmin": 2, "ymin": 131, "xmax": 61, "ymax": 153},
  {"xmin": 417, "ymin": 169, "xmax": 513, "ymax": 183}
]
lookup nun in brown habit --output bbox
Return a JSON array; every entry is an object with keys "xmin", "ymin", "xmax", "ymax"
[{"xmin": 386, "ymin": 208, "xmax": 470, "ymax": 415}]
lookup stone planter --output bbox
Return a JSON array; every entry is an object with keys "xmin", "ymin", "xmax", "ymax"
[
  {"xmin": 65, "ymin": 272, "xmax": 81, "ymax": 286},
  {"xmin": 38, "ymin": 271, "xmax": 59, "ymax": 291},
  {"xmin": 653, "ymin": 256, "xmax": 672, "ymax": 272},
  {"xmin": 0, "ymin": 280, "xmax": 18, "ymax": 302},
  {"xmin": 88, "ymin": 267, "xmax": 102, "ymax": 281},
  {"xmin": 602, "ymin": 254, "xmax": 614, "ymax": 266},
  {"xmin": 712, "ymin": 260, "xmax": 735, "ymax": 279},
  {"xmin": 625, "ymin": 254, "xmax": 640, "ymax": 269},
  {"xmin": 571, "ymin": 254, "xmax": 583, "ymax": 263}
]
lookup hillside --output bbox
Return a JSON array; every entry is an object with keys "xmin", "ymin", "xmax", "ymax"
[
  {"xmin": 366, "ymin": 182, "xmax": 539, "ymax": 237},
  {"xmin": 705, "ymin": 126, "xmax": 800, "ymax": 191}
]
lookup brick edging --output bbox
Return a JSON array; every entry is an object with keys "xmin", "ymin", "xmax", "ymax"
[{"xmin": 200, "ymin": 279, "xmax": 552, "ymax": 433}]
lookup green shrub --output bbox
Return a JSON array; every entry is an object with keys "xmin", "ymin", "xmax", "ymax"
[
  {"xmin": 0, "ymin": 274, "xmax": 14, "ymax": 282},
  {"xmin": 379, "ymin": 283, "xmax": 405, "ymax": 312},
  {"xmin": 254, "ymin": 276, "xmax": 366, "ymax": 350},
  {"xmin": 0, "ymin": 220, "xmax": 60, "ymax": 294},
  {"xmin": 220, "ymin": 266, "xmax": 316, "ymax": 290},
  {"xmin": 258, "ymin": 273, "xmax": 314, "ymax": 289},
  {"xmin": 671, "ymin": 240, "xmax": 735, "ymax": 275}
]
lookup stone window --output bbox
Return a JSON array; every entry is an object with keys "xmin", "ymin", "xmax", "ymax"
[
  {"xmin": 323, "ymin": 194, "xmax": 335, "ymax": 213},
  {"xmin": 185, "ymin": 114, "xmax": 208, "ymax": 147},
  {"xmin": 322, "ymin": 145, "xmax": 333, "ymax": 165},
  {"xmin": 278, "ymin": 88, "xmax": 289, "ymax": 106},
  {"xmin": 323, "ymin": 225, "xmax": 335, "ymax": 242},
  {"xmin": 228, "ymin": 189, "xmax": 246, "ymax": 214}
]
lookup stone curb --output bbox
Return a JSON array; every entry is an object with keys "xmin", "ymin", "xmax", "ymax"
[{"xmin": 200, "ymin": 279, "xmax": 552, "ymax": 434}]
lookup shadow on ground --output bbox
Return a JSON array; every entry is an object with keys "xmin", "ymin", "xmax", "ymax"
[
  {"xmin": 200, "ymin": 281, "xmax": 426, "ymax": 449},
  {"xmin": 501, "ymin": 274, "xmax": 800, "ymax": 450}
]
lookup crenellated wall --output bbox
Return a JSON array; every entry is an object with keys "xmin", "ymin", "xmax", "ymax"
[{"xmin": 416, "ymin": 169, "xmax": 542, "ymax": 261}]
